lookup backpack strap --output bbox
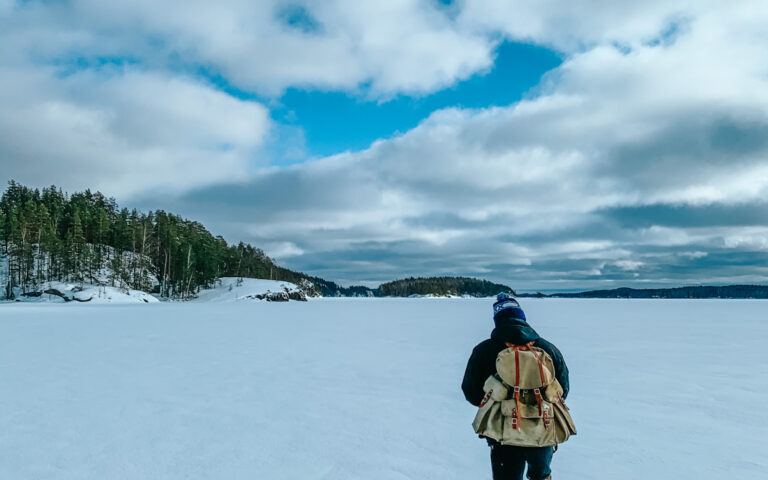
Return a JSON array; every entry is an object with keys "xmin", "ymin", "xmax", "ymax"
[
  {"xmin": 513, "ymin": 345, "xmax": 522, "ymax": 430},
  {"xmin": 479, "ymin": 389, "xmax": 493, "ymax": 408},
  {"xmin": 533, "ymin": 387, "xmax": 543, "ymax": 417},
  {"xmin": 528, "ymin": 344, "xmax": 548, "ymax": 386},
  {"xmin": 502, "ymin": 342, "xmax": 545, "ymax": 431},
  {"xmin": 512, "ymin": 386, "xmax": 521, "ymax": 430},
  {"xmin": 543, "ymin": 409, "xmax": 551, "ymax": 430}
]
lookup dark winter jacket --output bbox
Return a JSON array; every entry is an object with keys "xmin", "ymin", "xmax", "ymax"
[{"xmin": 462, "ymin": 309, "xmax": 569, "ymax": 407}]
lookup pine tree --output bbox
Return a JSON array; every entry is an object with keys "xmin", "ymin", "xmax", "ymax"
[
  {"xmin": 0, "ymin": 208, "xmax": 6, "ymax": 299},
  {"xmin": 0, "ymin": 208, "xmax": 6, "ymax": 254},
  {"xmin": 10, "ymin": 204, "xmax": 29, "ymax": 293},
  {"xmin": 70, "ymin": 208, "xmax": 86, "ymax": 283}
]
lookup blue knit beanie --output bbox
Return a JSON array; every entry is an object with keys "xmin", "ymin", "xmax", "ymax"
[{"xmin": 493, "ymin": 292, "xmax": 526, "ymax": 320}]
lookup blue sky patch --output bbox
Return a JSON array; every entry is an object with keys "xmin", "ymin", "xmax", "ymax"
[
  {"xmin": 192, "ymin": 41, "xmax": 561, "ymax": 162},
  {"xmin": 270, "ymin": 41, "xmax": 562, "ymax": 159},
  {"xmin": 276, "ymin": 4, "xmax": 322, "ymax": 34},
  {"xmin": 53, "ymin": 56, "xmax": 140, "ymax": 78}
]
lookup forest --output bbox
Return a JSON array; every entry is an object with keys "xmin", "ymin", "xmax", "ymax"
[{"xmin": 0, "ymin": 181, "xmax": 323, "ymax": 300}]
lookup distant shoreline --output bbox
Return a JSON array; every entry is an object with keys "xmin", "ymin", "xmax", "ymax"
[{"xmin": 517, "ymin": 284, "xmax": 768, "ymax": 299}]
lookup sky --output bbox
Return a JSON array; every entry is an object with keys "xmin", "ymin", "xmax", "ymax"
[{"xmin": 2, "ymin": 0, "xmax": 768, "ymax": 291}]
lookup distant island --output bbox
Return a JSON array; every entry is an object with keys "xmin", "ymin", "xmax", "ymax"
[
  {"xmin": 518, "ymin": 285, "xmax": 768, "ymax": 299},
  {"xmin": 309, "ymin": 276, "xmax": 515, "ymax": 298},
  {"xmin": 376, "ymin": 276, "xmax": 514, "ymax": 298}
]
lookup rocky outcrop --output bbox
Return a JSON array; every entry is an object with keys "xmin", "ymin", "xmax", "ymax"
[
  {"xmin": 245, "ymin": 286, "xmax": 307, "ymax": 302},
  {"xmin": 43, "ymin": 288, "xmax": 70, "ymax": 301}
]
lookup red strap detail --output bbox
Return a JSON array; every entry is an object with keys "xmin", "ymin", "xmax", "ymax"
[
  {"xmin": 514, "ymin": 387, "xmax": 521, "ymax": 430},
  {"xmin": 533, "ymin": 388, "xmax": 543, "ymax": 417},
  {"xmin": 511, "ymin": 408, "xmax": 518, "ymax": 429},
  {"xmin": 528, "ymin": 346, "xmax": 547, "ymax": 386},
  {"xmin": 514, "ymin": 347, "xmax": 520, "ymax": 386},
  {"xmin": 479, "ymin": 389, "xmax": 492, "ymax": 407}
]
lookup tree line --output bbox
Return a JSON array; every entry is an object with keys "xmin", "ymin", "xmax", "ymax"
[
  {"xmin": 376, "ymin": 276, "xmax": 515, "ymax": 297},
  {"xmin": 1, "ymin": 181, "xmax": 520, "ymax": 301},
  {"xmin": 533, "ymin": 285, "xmax": 768, "ymax": 299},
  {"xmin": 0, "ymin": 181, "xmax": 316, "ymax": 300}
]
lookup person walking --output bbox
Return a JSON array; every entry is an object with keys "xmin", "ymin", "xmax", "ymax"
[{"xmin": 462, "ymin": 293, "xmax": 571, "ymax": 480}]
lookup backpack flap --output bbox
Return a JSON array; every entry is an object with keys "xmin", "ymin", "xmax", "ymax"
[{"xmin": 496, "ymin": 345, "xmax": 555, "ymax": 389}]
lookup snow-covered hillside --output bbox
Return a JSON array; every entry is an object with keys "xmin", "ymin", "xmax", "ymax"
[
  {"xmin": 191, "ymin": 277, "xmax": 307, "ymax": 302},
  {"xmin": 0, "ymin": 299, "xmax": 765, "ymax": 479},
  {"xmin": 1, "ymin": 247, "xmax": 157, "ymax": 303},
  {"xmin": 7, "ymin": 281, "xmax": 158, "ymax": 304},
  {"xmin": 1, "ymin": 268, "xmax": 307, "ymax": 304},
  {"xmin": 0, "ymin": 246, "xmax": 158, "ymax": 301}
]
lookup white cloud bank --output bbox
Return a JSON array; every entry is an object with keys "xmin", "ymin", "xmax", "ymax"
[
  {"xmin": 171, "ymin": 1, "xmax": 768, "ymax": 285},
  {"xmin": 0, "ymin": 0, "xmax": 495, "ymax": 196},
  {"xmin": 0, "ymin": 67, "xmax": 270, "ymax": 197}
]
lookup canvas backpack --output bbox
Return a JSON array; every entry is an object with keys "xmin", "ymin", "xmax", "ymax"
[{"xmin": 472, "ymin": 342, "xmax": 576, "ymax": 447}]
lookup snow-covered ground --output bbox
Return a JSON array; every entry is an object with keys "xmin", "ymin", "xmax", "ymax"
[
  {"xmin": 1, "ymin": 298, "xmax": 766, "ymax": 479},
  {"xmin": 190, "ymin": 277, "xmax": 304, "ymax": 302}
]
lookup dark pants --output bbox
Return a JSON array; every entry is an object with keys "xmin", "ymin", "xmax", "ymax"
[{"xmin": 490, "ymin": 444, "xmax": 553, "ymax": 480}]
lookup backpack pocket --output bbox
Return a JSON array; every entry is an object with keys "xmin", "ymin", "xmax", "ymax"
[
  {"xmin": 543, "ymin": 379, "xmax": 564, "ymax": 403},
  {"xmin": 552, "ymin": 398, "xmax": 577, "ymax": 444},
  {"xmin": 499, "ymin": 399, "xmax": 557, "ymax": 447},
  {"xmin": 483, "ymin": 374, "xmax": 509, "ymax": 402},
  {"xmin": 472, "ymin": 400, "xmax": 503, "ymax": 441}
]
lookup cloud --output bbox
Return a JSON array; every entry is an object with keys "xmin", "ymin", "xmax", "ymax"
[
  {"xmin": 2, "ymin": 0, "xmax": 495, "ymax": 98},
  {"xmin": 154, "ymin": 2, "xmax": 768, "ymax": 287},
  {"xmin": 459, "ymin": 0, "xmax": 723, "ymax": 51},
  {"xmin": 0, "ymin": 66, "xmax": 269, "ymax": 197},
  {"xmin": 3, "ymin": 0, "xmax": 768, "ymax": 288},
  {"xmin": 600, "ymin": 203, "xmax": 768, "ymax": 229},
  {"xmin": 0, "ymin": 0, "xmax": 496, "ymax": 196}
]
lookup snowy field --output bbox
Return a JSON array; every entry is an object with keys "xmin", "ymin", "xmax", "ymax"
[{"xmin": 1, "ymin": 298, "xmax": 767, "ymax": 479}]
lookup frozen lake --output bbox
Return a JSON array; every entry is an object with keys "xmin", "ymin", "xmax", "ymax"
[{"xmin": 1, "ymin": 298, "xmax": 766, "ymax": 479}]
